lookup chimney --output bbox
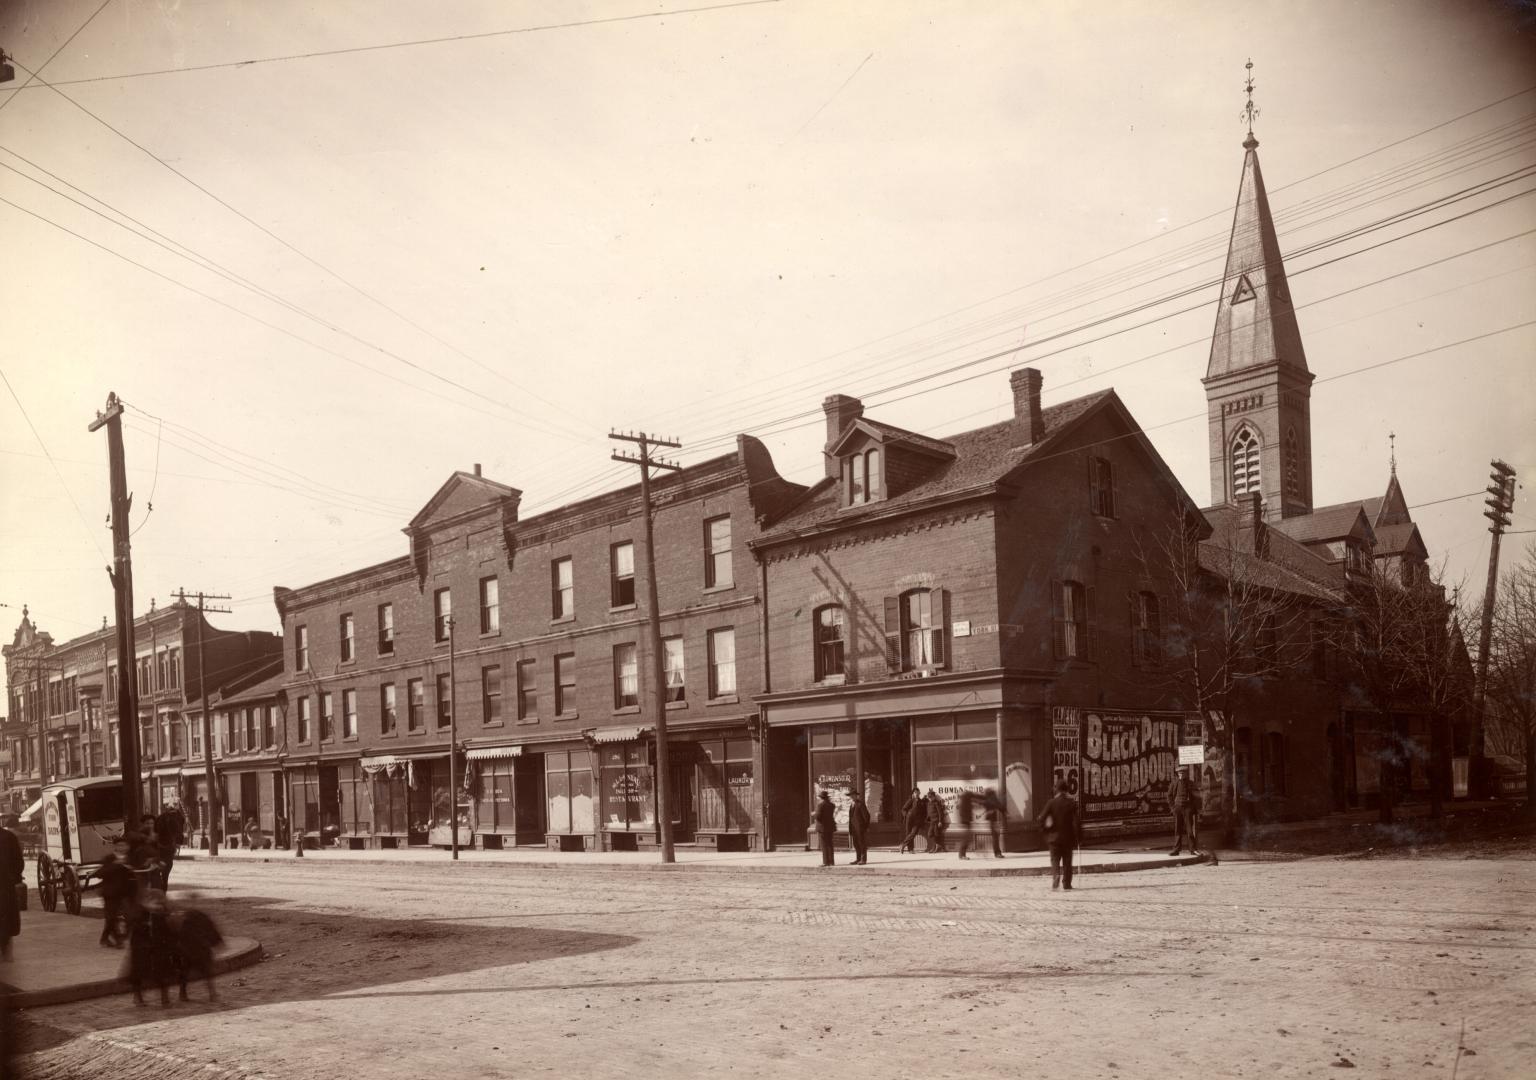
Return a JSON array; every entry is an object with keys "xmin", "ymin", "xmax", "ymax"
[
  {"xmin": 821, "ymin": 394, "xmax": 864, "ymax": 479},
  {"xmin": 473, "ymin": 463, "xmax": 482, "ymax": 477},
  {"xmin": 1244, "ymin": 490, "xmax": 1269, "ymax": 558},
  {"xmin": 1010, "ymin": 367, "xmax": 1044, "ymax": 445}
]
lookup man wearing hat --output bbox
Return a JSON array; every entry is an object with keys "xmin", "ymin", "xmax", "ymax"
[
  {"xmin": 813, "ymin": 791, "xmax": 837, "ymax": 867},
  {"xmin": 1036, "ymin": 779, "xmax": 1083, "ymax": 891}
]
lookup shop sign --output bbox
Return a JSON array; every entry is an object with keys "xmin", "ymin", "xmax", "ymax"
[
  {"xmin": 44, "ymin": 799, "xmax": 61, "ymax": 842},
  {"xmin": 816, "ymin": 772, "xmax": 852, "ymax": 828},
  {"xmin": 917, "ymin": 777, "xmax": 996, "ymax": 825}
]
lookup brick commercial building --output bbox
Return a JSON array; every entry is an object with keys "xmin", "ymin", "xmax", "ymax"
[{"xmin": 273, "ymin": 447, "xmax": 804, "ymax": 852}]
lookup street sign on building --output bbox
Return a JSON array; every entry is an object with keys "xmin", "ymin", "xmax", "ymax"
[{"xmin": 1178, "ymin": 744, "xmax": 1205, "ymax": 765}]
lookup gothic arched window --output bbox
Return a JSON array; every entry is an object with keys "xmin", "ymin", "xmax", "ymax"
[
  {"xmin": 1231, "ymin": 427, "xmax": 1262, "ymax": 498},
  {"xmin": 1285, "ymin": 427, "xmax": 1299, "ymax": 498}
]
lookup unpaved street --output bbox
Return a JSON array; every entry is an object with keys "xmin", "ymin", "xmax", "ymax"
[{"xmin": 13, "ymin": 851, "xmax": 1536, "ymax": 1079}]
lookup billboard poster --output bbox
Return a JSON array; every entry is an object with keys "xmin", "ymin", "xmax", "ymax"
[{"xmin": 1054, "ymin": 707, "xmax": 1197, "ymax": 822}]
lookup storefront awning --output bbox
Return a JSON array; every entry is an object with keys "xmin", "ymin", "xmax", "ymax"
[
  {"xmin": 465, "ymin": 745, "xmax": 522, "ymax": 761},
  {"xmin": 150, "ymin": 765, "xmax": 183, "ymax": 778},
  {"xmin": 359, "ymin": 752, "xmax": 445, "ymax": 769},
  {"xmin": 20, "ymin": 799, "xmax": 41, "ymax": 819},
  {"xmin": 181, "ymin": 765, "xmax": 211, "ymax": 777},
  {"xmin": 585, "ymin": 725, "xmax": 652, "ymax": 745}
]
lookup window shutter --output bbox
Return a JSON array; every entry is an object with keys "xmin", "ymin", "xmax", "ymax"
[
  {"xmin": 883, "ymin": 595, "xmax": 903, "ymax": 673},
  {"xmin": 1127, "ymin": 590, "xmax": 1140, "ymax": 668},
  {"xmin": 1087, "ymin": 455, "xmax": 1100, "ymax": 513},
  {"xmin": 1051, "ymin": 580, "xmax": 1066, "ymax": 661},
  {"xmin": 1110, "ymin": 464, "xmax": 1121, "ymax": 519},
  {"xmin": 1085, "ymin": 586, "xmax": 1098, "ymax": 662},
  {"xmin": 935, "ymin": 588, "xmax": 950, "ymax": 669}
]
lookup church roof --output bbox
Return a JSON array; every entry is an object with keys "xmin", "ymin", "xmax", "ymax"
[
  {"xmin": 1269, "ymin": 503, "xmax": 1376, "ymax": 546},
  {"xmin": 1198, "ymin": 505, "xmax": 1341, "ymax": 601},
  {"xmin": 1204, "ymin": 138, "xmax": 1311, "ymax": 380},
  {"xmin": 1372, "ymin": 522, "xmax": 1427, "ymax": 559}
]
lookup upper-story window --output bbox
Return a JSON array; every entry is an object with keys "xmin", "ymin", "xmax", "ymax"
[
  {"xmin": 479, "ymin": 576, "xmax": 500, "ymax": 634},
  {"xmin": 704, "ymin": 517, "xmax": 733, "ymax": 588},
  {"xmin": 1051, "ymin": 580, "xmax": 1093, "ymax": 661},
  {"xmin": 611, "ymin": 542, "xmax": 636, "ymax": 608},
  {"xmin": 167, "ymin": 649, "xmax": 180, "ymax": 690},
  {"xmin": 263, "ymin": 704, "xmax": 277, "ymax": 749},
  {"xmin": 1132, "ymin": 591, "xmax": 1161, "ymax": 667},
  {"xmin": 552, "ymin": 557, "xmax": 574, "ymax": 619},
  {"xmin": 1255, "ymin": 611, "xmax": 1279, "ymax": 670},
  {"xmin": 846, "ymin": 448, "xmax": 882, "ymax": 506},
  {"xmin": 407, "ymin": 678, "xmax": 424, "ymax": 732},
  {"xmin": 555, "ymin": 653, "xmax": 576, "ymax": 716},
  {"xmin": 295, "ymin": 625, "xmax": 309, "ymax": 672},
  {"xmin": 377, "ymin": 603, "xmax": 394, "ymax": 655},
  {"xmin": 898, "ymin": 589, "xmax": 944, "ymax": 671},
  {"xmin": 613, "ymin": 643, "xmax": 639, "ymax": 708},
  {"xmin": 482, "ymin": 664, "xmax": 502, "ymax": 724},
  {"xmin": 340, "ymin": 613, "xmax": 355, "ymax": 662},
  {"xmin": 516, "ymin": 660, "xmax": 537, "ymax": 722},
  {"xmin": 708, "ymin": 628, "xmax": 737, "ymax": 698},
  {"xmin": 1285, "ymin": 427, "xmax": 1300, "ymax": 498},
  {"xmin": 381, "ymin": 683, "xmax": 397, "ymax": 735},
  {"xmin": 663, "ymin": 637, "xmax": 685, "ymax": 703},
  {"xmin": 342, "ymin": 689, "xmax": 358, "ymax": 739},
  {"xmin": 297, "ymin": 697, "xmax": 312, "ymax": 743},
  {"xmin": 1345, "ymin": 541, "xmax": 1369, "ymax": 576},
  {"xmin": 434, "ymin": 588, "xmax": 452, "ymax": 642},
  {"xmin": 814, "ymin": 604, "xmax": 846, "ymax": 682},
  {"xmin": 1231, "ymin": 427, "xmax": 1261, "ymax": 499},
  {"xmin": 1089, "ymin": 456, "xmax": 1116, "ymax": 518},
  {"xmin": 107, "ymin": 664, "xmax": 117, "ymax": 704},
  {"xmin": 320, "ymin": 692, "xmax": 335, "ymax": 741},
  {"xmin": 435, "ymin": 673, "xmax": 452, "ymax": 728}
]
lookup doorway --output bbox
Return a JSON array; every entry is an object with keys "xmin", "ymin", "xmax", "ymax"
[{"xmin": 766, "ymin": 725, "xmax": 809, "ymax": 847}]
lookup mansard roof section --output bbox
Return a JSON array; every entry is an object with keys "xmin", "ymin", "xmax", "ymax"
[
  {"xmin": 406, "ymin": 470, "xmax": 522, "ymax": 535},
  {"xmin": 1205, "ymin": 141, "xmax": 1311, "ymax": 380},
  {"xmin": 827, "ymin": 417, "xmax": 958, "ymax": 461}
]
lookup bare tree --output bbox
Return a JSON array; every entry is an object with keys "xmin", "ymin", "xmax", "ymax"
[{"xmin": 1485, "ymin": 541, "xmax": 1536, "ymax": 812}]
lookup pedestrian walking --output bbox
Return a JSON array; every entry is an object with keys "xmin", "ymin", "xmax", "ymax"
[
  {"xmin": 956, "ymin": 788, "xmax": 976, "ymax": 859},
  {"xmin": 981, "ymin": 788, "xmax": 1005, "ymax": 858},
  {"xmin": 814, "ymin": 791, "xmax": 837, "ymax": 867},
  {"xmin": 925, "ymin": 790, "xmax": 948, "ymax": 853},
  {"xmin": 97, "ymin": 852, "xmax": 136, "ymax": 947},
  {"xmin": 847, "ymin": 789, "xmax": 871, "ymax": 865},
  {"xmin": 1037, "ymin": 779, "xmax": 1083, "ymax": 891},
  {"xmin": 899, "ymin": 787, "xmax": 926, "ymax": 853},
  {"xmin": 1, "ymin": 813, "xmax": 24, "ymax": 963},
  {"xmin": 1167, "ymin": 768, "xmax": 1201, "ymax": 856}
]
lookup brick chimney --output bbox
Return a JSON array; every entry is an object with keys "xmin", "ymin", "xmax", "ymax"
[
  {"xmin": 1010, "ymin": 367, "xmax": 1044, "ymax": 445},
  {"xmin": 473, "ymin": 463, "xmax": 482, "ymax": 477},
  {"xmin": 1243, "ymin": 490, "xmax": 1269, "ymax": 558},
  {"xmin": 822, "ymin": 394, "xmax": 864, "ymax": 479}
]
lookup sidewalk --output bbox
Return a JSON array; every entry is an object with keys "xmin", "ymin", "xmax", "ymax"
[
  {"xmin": 179, "ymin": 843, "xmax": 1209, "ymax": 877},
  {"xmin": 0, "ymin": 907, "xmax": 263, "ymax": 1009}
]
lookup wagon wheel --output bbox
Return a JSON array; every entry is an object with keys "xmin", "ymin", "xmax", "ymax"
[
  {"xmin": 37, "ymin": 853, "xmax": 58, "ymax": 912},
  {"xmin": 61, "ymin": 865, "xmax": 83, "ymax": 915}
]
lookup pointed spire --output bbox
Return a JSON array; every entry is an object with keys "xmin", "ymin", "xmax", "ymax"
[
  {"xmin": 1204, "ymin": 63, "xmax": 1309, "ymax": 381},
  {"xmin": 1389, "ymin": 431, "xmax": 1397, "ymax": 477}
]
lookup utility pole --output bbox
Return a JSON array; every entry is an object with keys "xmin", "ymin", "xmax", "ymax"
[
  {"xmin": 89, "ymin": 393, "xmax": 142, "ymax": 827},
  {"xmin": 609, "ymin": 430, "xmax": 682, "ymax": 864},
  {"xmin": 1473, "ymin": 459, "xmax": 1517, "ymax": 798},
  {"xmin": 176, "ymin": 589, "xmax": 230, "ymax": 856},
  {"xmin": 448, "ymin": 613, "xmax": 460, "ymax": 861}
]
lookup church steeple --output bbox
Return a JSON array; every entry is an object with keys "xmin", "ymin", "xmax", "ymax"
[{"xmin": 1203, "ymin": 61, "xmax": 1316, "ymax": 519}]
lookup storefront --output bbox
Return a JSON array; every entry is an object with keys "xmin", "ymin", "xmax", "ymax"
[
  {"xmin": 357, "ymin": 751, "xmax": 455, "ymax": 848},
  {"xmin": 542, "ymin": 744, "xmax": 595, "ymax": 851},
  {"xmin": 692, "ymin": 732, "xmax": 757, "ymax": 850},
  {"xmin": 465, "ymin": 744, "xmax": 542, "ymax": 848}
]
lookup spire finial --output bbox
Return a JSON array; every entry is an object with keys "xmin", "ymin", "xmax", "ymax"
[
  {"xmin": 1389, "ymin": 430, "xmax": 1397, "ymax": 477},
  {"xmin": 1241, "ymin": 58, "xmax": 1260, "ymax": 149}
]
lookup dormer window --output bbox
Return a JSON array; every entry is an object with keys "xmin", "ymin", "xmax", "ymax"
[{"xmin": 845, "ymin": 448, "xmax": 883, "ymax": 506}]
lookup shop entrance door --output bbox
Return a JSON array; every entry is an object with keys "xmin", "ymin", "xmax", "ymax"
[
  {"xmin": 318, "ymin": 765, "xmax": 341, "ymax": 844},
  {"xmin": 272, "ymin": 772, "xmax": 288, "ymax": 848},
  {"xmin": 766, "ymin": 725, "xmax": 809, "ymax": 847},
  {"xmin": 240, "ymin": 773, "xmax": 261, "ymax": 833},
  {"xmin": 408, "ymin": 766, "xmax": 432, "ymax": 845}
]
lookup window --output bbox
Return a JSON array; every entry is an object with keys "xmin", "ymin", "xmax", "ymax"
[
  {"xmin": 320, "ymin": 692, "xmax": 334, "ymax": 741},
  {"xmin": 663, "ymin": 637, "xmax": 685, "ymax": 703},
  {"xmin": 555, "ymin": 653, "xmax": 576, "ymax": 715},
  {"xmin": 295, "ymin": 625, "xmax": 309, "ymax": 672},
  {"xmin": 298, "ymin": 697, "xmax": 312, "ymax": 743},
  {"xmin": 865, "ymin": 449, "xmax": 882, "ymax": 502},
  {"xmin": 1052, "ymin": 580, "xmax": 1092, "ymax": 661},
  {"xmin": 552, "ymin": 557, "xmax": 573, "ymax": 618},
  {"xmin": 1231, "ymin": 427, "xmax": 1261, "ymax": 499},
  {"xmin": 169, "ymin": 716, "xmax": 184, "ymax": 757},
  {"xmin": 1345, "ymin": 542, "xmax": 1369, "ymax": 576},
  {"xmin": 436, "ymin": 673, "xmax": 452, "ymax": 728},
  {"xmin": 190, "ymin": 717, "xmax": 202, "ymax": 759},
  {"xmin": 613, "ymin": 643, "xmax": 639, "ymax": 708},
  {"xmin": 244, "ymin": 706, "xmax": 259, "ymax": 751},
  {"xmin": 1132, "ymin": 591, "xmax": 1161, "ymax": 667},
  {"xmin": 482, "ymin": 665, "xmax": 502, "ymax": 723},
  {"xmin": 377, "ymin": 603, "xmax": 394, "ymax": 655},
  {"xmin": 814, "ymin": 605, "xmax": 846, "ymax": 681},
  {"xmin": 896, "ymin": 589, "xmax": 944, "ymax": 670},
  {"xmin": 849, "ymin": 453, "xmax": 865, "ymax": 504},
  {"xmin": 407, "ymin": 678, "xmax": 425, "ymax": 732},
  {"xmin": 340, "ymin": 613, "xmax": 355, "ymax": 662},
  {"xmin": 479, "ymin": 576, "xmax": 499, "ymax": 634},
  {"xmin": 107, "ymin": 664, "xmax": 117, "ymax": 704},
  {"xmin": 704, "ymin": 516, "xmax": 733, "ymax": 588},
  {"xmin": 1262, "ymin": 731, "xmax": 1287, "ymax": 796},
  {"xmin": 434, "ymin": 588, "xmax": 452, "ymax": 642},
  {"xmin": 263, "ymin": 704, "xmax": 277, "ymax": 749},
  {"xmin": 846, "ymin": 448, "xmax": 882, "ymax": 506},
  {"xmin": 611, "ymin": 542, "xmax": 635, "ymax": 607},
  {"xmin": 708, "ymin": 628, "xmax": 737, "ymax": 698},
  {"xmin": 167, "ymin": 648, "xmax": 180, "ymax": 689},
  {"xmin": 380, "ymin": 683, "xmax": 397, "ymax": 735},
  {"xmin": 1285, "ymin": 427, "xmax": 1300, "ymax": 498},
  {"xmin": 342, "ymin": 689, "xmax": 358, "ymax": 738},
  {"xmin": 516, "ymin": 660, "xmax": 537, "ymax": 721},
  {"xmin": 157, "ymin": 651, "xmax": 168, "ymax": 692},
  {"xmin": 1089, "ymin": 456, "xmax": 1116, "ymax": 518}
]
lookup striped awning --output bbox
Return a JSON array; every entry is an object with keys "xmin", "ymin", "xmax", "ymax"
[
  {"xmin": 20, "ymin": 799, "xmax": 41, "ymax": 819},
  {"xmin": 465, "ymin": 745, "xmax": 522, "ymax": 761},
  {"xmin": 360, "ymin": 751, "xmax": 445, "ymax": 770},
  {"xmin": 585, "ymin": 725, "xmax": 651, "ymax": 745},
  {"xmin": 150, "ymin": 765, "xmax": 183, "ymax": 778}
]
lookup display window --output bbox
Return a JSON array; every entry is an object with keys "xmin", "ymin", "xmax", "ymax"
[
  {"xmin": 601, "ymin": 743, "xmax": 655, "ymax": 829},
  {"xmin": 696, "ymin": 736, "xmax": 754, "ymax": 832},
  {"xmin": 545, "ymin": 749, "xmax": 594, "ymax": 833}
]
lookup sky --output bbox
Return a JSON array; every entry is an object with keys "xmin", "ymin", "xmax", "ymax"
[{"xmin": 1, "ymin": 0, "xmax": 1533, "ymax": 648}]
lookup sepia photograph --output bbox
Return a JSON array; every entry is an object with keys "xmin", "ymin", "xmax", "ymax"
[{"xmin": 1, "ymin": 2, "xmax": 1533, "ymax": 1077}]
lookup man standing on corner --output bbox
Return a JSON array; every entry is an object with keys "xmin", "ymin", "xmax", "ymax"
[
  {"xmin": 1037, "ymin": 779, "xmax": 1082, "ymax": 891},
  {"xmin": 847, "ymin": 789, "xmax": 871, "ymax": 866},
  {"xmin": 1167, "ymin": 768, "xmax": 1200, "ymax": 857},
  {"xmin": 814, "ymin": 790, "xmax": 837, "ymax": 867}
]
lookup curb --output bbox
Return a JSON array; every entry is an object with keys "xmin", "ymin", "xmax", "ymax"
[{"xmin": 3, "ymin": 937, "xmax": 265, "ymax": 1010}]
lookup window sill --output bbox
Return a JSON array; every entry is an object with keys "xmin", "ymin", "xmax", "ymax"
[
  {"xmin": 815, "ymin": 675, "xmax": 846, "ymax": 687},
  {"xmin": 343, "ymin": 735, "xmax": 359, "ymax": 743},
  {"xmin": 483, "ymin": 720, "xmax": 505, "ymax": 728},
  {"xmin": 609, "ymin": 604, "xmax": 638, "ymax": 614},
  {"xmin": 551, "ymin": 613, "xmax": 577, "ymax": 626},
  {"xmin": 707, "ymin": 695, "xmax": 739, "ymax": 706},
  {"xmin": 702, "ymin": 582, "xmax": 735, "ymax": 595},
  {"xmin": 555, "ymin": 712, "xmax": 579, "ymax": 722},
  {"xmin": 479, "ymin": 630, "xmax": 501, "ymax": 640},
  {"xmin": 378, "ymin": 648, "xmax": 396, "ymax": 659},
  {"xmin": 612, "ymin": 705, "xmax": 641, "ymax": 716},
  {"xmin": 338, "ymin": 659, "xmax": 356, "ymax": 668},
  {"xmin": 433, "ymin": 640, "xmax": 451, "ymax": 648},
  {"xmin": 665, "ymin": 700, "xmax": 688, "ymax": 711},
  {"xmin": 379, "ymin": 730, "xmax": 398, "ymax": 739}
]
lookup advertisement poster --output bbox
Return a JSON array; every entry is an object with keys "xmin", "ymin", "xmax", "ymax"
[
  {"xmin": 815, "ymin": 772, "xmax": 852, "ymax": 829},
  {"xmin": 917, "ymin": 777, "xmax": 997, "ymax": 827},
  {"xmin": 1054, "ymin": 707, "xmax": 1198, "ymax": 822}
]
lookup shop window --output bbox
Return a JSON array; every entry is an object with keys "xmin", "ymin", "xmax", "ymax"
[
  {"xmin": 814, "ymin": 604, "xmax": 846, "ymax": 682},
  {"xmin": 552, "ymin": 556, "xmax": 573, "ymax": 618},
  {"xmin": 320, "ymin": 693, "xmax": 334, "ymax": 742},
  {"xmin": 372, "ymin": 771, "xmax": 409, "ymax": 834},
  {"xmin": 545, "ymin": 749, "xmax": 594, "ymax": 834},
  {"xmin": 704, "ymin": 516, "xmax": 733, "ymax": 588},
  {"xmin": 377, "ymin": 603, "xmax": 394, "ymax": 655},
  {"xmin": 613, "ymin": 643, "xmax": 639, "ymax": 708},
  {"xmin": 482, "ymin": 664, "xmax": 502, "ymax": 724},
  {"xmin": 696, "ymin": 737, "xmax": 755, "ymax": 832},
  {"xmin": 611, "ymin": 542, "xmax": 636, "ymax": 608},
  {"xmin": 555, "ymin": 653, "xmax": 576, "ymax": 715},
  {"xmin": 1132, "ymin": 591, "xmax": 1161, "ymax": 667},
  {"xmin": 480, "ymin": 576, "xmax": 499, "ymax": 634},
  {"xmin": 436, "ymin": 673, "xmax": 452, "ymax": 728},
  {"xmin": 342, "ymin": 689, "xmax": 358, "ymax": 739},
  {"xmin": 1088, "ymin": 455, "xmax": 1116, "ymax": 518},
  {"xmin": 407, "ymin": 678, "xmax": 424, "ymax": 732},
  {"xmin": 663, "ymin": 637, "xmax": 685, "ymax": 703},
  {"xmin": 708, "ymin": 628, "xmax": 736, "ymax": 698},
  {"xmin": 434, "ymin": 588, "xmax": 452, "ymax": 642},
  {"xmin": 474, "ymin": 760, "xmax": 517, "ymax": 833},
  {"xmin": 1051, "ymin": 579, "xmax": 1094, "ymax": 661},
  {"xmin": 380, "ymin": 683, "xmax": 397, "ymax": 735},
  {"xmin": 601, "ymin": 742, "xmax": 655, "ymax": 830},
  {"xmin": 340, "ymin": 613, "xmax": 355, "ymax": 662},
  {"xmin": 516, "ymin": 660, "xmax": 537, "ymax": 722}
]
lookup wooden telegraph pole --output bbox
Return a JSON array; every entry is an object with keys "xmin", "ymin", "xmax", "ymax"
[
  {"xmin": 1473, "ymin": 460, "xmax": 1517, "ymax": 797},
  {"xmin": 176, "ymin": 589, "xmax": 231, "ymax": 855},
  {"xmin": 448, "ymin": 612, "xmax": 460, "ymax": 861},
  {"xmin": 89, "ymin": 393, "xmax": 143, "ymax": 827},
  {"xmin": 609, "ymin": 430, "xmax": 682, "ymax": 864}
]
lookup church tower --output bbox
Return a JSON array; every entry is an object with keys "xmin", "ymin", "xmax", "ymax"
[{"xmin": 1203, "ymin": 64, "xmax": 1315, "ymax": 519}]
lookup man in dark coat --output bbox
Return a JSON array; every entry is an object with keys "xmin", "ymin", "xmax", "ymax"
[
  {"xmin": 0, "ymin": 813, "xmax": 23, "ymax": 962},
  {"xmin": 981, "ymin": 788, "xmax": 1005, "ymax": 859},
  {"xmin": 955, "ymin": 788, "xmax": 976, "ymax": 859},
  {"xmin": 1167, "ymin": 769, "xmax": 1201, "ymax": 856},
  {"xmin": 97, "ymin": 852, "xmax": 136, "ymax": 947},
  {"xmin": 899, "ymin": 787, "xmax": 926, "ymax": 853},
  {"xmin": 847, "ymin": 790, "xmax": 871, "ymax": 866},
  {"xmin": 1036, "ymin": 779, "xmax": 1083, "ymax": 890},
  {"xmin": 813, "ymin": 791, "xmax": 837, "ymax": 867},
  {"xmin": 925, "ymin": 791, "xmax": 948, "ymax": 853},
  {"xmin": 155, "ymin": 808, "xmax": 185, "ymax": 891}
]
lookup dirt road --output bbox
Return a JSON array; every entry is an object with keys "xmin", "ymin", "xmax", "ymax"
[{"xmin": 12, "ymin": 849, "xmax": 1535, "ymax": 1079}]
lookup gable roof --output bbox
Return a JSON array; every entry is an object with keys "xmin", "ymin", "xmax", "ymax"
[
  {"xmin": 1270, "ymin": 503, "xmax": 1377, "ymax": 547},
  {"xmin": 828, "ymin": 417, "xmax": 957, "ymax": 460},
  {"xmin": 1199, "ymin": 505, "xmax": 1343, "ymax": 601},
  {"xmin": 407, "ymin": 470, "xmax": 521, "ymax": 533},
  {"xmin": 1372, "ymin": 521, "xmax": 1427, "ymax": 560}
]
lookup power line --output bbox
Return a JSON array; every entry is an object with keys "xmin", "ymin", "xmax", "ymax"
[
  {"xmin": 0, "ymin": 365, "xmax": 109, "ymax": 563},
  {"xmin": 0, "ymin": 0, "xmax": 112, "ymax": 116}
]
